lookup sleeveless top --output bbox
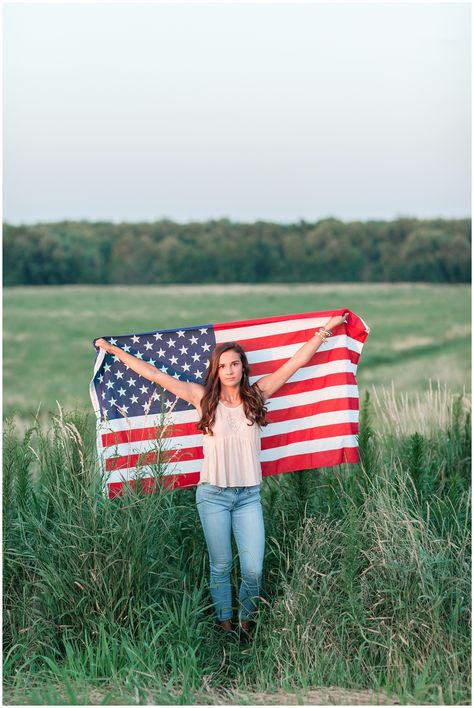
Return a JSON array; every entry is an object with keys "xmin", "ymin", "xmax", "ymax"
[{"xmin": 198, "ymin": 401, "xmax": 262, "ymax": 487}]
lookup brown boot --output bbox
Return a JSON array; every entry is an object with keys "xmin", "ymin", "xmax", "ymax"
[
  {"xmin": 218, "ymin": 619, "xmax": 234, "ymax": 633},
  {"xmin": 239, "ymin": 619, "xmax": 255, "ymax": 644}
]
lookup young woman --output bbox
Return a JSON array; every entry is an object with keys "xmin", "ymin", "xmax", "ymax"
[{"xmin": 95, "ymin": 311, "xmax": 348, "ymax": 639}]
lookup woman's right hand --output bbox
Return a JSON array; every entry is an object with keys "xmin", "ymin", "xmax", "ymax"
[{"xmin": 95, "ymin": 338, "xmax": 115, "ymax": 354}]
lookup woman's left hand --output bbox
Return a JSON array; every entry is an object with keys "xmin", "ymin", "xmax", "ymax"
[{"xmin": 324, "ymin": 312, "xmax": 349, "ymax": 332}]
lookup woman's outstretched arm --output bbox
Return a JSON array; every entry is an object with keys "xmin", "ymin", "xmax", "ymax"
[
  {"xmin": 94, "ymin": 339, "xmax": 205, "ymax": 407},
  {"xmin": 254, "ymin": 313, "xmax": 348, "ymax": 402}
]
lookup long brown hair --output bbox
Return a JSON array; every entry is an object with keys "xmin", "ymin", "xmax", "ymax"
[{"xmin": 197, "ymin": 342, "xmax": 268, "ymax": 435}]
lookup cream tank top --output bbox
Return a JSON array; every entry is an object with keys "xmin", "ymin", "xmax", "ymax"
[{"xmin": 198, "ymin": 401, "xmax": 262, "ymax": 487}]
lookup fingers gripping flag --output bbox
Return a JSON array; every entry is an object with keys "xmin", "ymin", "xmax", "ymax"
[{"xmin": 90, "ymin": 309, "xmax": 370, "ymax": 498}]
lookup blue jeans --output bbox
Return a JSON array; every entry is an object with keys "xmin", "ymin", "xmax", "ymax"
[{"xmin": 196, "ymin": 483, "xmax": 265, "ymax": 621}]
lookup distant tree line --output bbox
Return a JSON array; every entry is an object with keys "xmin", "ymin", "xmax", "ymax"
[{"xmin": 3, "ymin": 217, "xmax": 471, "ymax": 285}]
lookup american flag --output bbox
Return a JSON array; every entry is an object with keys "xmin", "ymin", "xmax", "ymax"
[{"xmin": 90, "ymin": 309, "xmax": 370, "ymax": 498}]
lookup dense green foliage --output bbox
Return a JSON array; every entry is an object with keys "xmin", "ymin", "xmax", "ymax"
[
  {"xmin": 3, "ymin": 390, "xmax": 471, "ymax": 704},
  {"xmin": 4, "ymin": 216, "xmax": 471, "ymax": 285}
]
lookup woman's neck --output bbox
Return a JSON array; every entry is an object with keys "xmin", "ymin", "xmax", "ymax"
[{"xmin": 219, "ymin": 383, "xmax": 241, "ymax": 403}]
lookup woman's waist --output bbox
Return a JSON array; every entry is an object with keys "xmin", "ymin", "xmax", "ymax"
[{"xmin": 202, "ymin": 436, "xmax": 261, "ymax": 450}]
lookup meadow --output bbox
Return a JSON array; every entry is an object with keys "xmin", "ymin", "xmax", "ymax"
[
  {"xmin": 3, "ymin": 283, "xmax": 471, "ymax": 705},
  {"xmin": 3, "ymin": 283, "xmax": 471, "ymax": 422}
]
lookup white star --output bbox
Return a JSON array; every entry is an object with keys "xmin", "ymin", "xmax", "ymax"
[
  {"xmin": 118, "ymin": 405, "xmax": 129, "ymax": 415},
  {"xmin": 173, "ymin": 372, "xmax": 181, "ymax": 379},
  {"xmin": 130, "ymin": 394, "xmax": 139, "ymax": 404},
  {"xmin": 199, "ymin": 328, "xmax": 208, "ymax": 335},
  {"xmin": 118, "ymin": 387, "xmax": 126, "ymax": 396},
  {"xmin": 167, "ymin": 338, "xmax": 176, "ymax": 348},
  {"xmin": 132, "ymin": 335, "xmax": 140, "ymax": 343},
  {"xmin": 144, "ymin": 341, "xmax": 153, "ymax": 350},
  {"xmin": 202, "ymin": 343, "xmax": 211, "ymax": 352},
  {"xmin": 157, "ymin": 348, "xmax": 166, "ymax": 357},
  {"xmin": 104, "ymin": 363, "xmax": 111, "ymax": 372},
  {"xmin": 127, "ymin": 377, "xmax": 136, "ymax": 387},
  {"xmin": 165, "ymin": 399, "xmax": 173, "ymax": 409},
  {"xmin": 179, "ymin": 345, "xmax": 188, "ymax": 355},
  {"xmin": 177, "ymin": 330, "xmax": 185, "ymax": 338},
  {"xmin": 152, "ymin": 391, "xmax": 160, "ymax": 400},
  {"xmin": 114, "ymin": 370, "xmax": 124, "ymax": 379},
  {"xmin": 105, "ymin": 380, "xmax": 114, "ymax": 389},
  {"xmin": 195, "ymin": 370, "xmax": 203, "ymax": 379},
  {"xmin": 148, "ymin": 358, "xmax": 156, "ymax": 366},
  {"xmin": 98, "ymin": 374, "xmax": 104, "ymax": 383},
  {"xmin": 189, "ymin": 335, "xmax": 198, "ymax": 345},
  {"xmin": 113, "ymin": 356, "xmax": 120, "ymax": 363},
  {"xmin": 123, "ymin": 344, "xmax": 131, "ymax": 353},
  {"xmin": 101, "ymin": 391, "xmax": 106, "ymax": 399},
  {"xmin": 140, "ymin": 385, "xmax": 149, "ymax": 394},
  {"xmin": 136, "ymin": 351, "xmax": 143, "ymax": 359},
  {"xmin": 109, "ymin": 397, "xmax": 117, "ymax": 406},
  {"xmin": 153, "ymin": 332, "xmax": 163, "ymax": 340},
  {"xmin": 109, "ymin": 338, "xmax": 117, "ymax": 345},
  {"xmin": 182, "ymin": 362, "xmax": 191, "ymax": 372},
  {"xmin": 160, "ymin": 365, "xmax": 168, "ymax": 373},
  {"xmin": 170, "ymin": 355, "xmax": 178, "ymax": 365},
  {"xmin": 143, "ymin": 401, "xmax": 151, "ymax": 414},
  {"xmin": 192, "ymin": 353, "xmax": 201, "ymax": 362}
]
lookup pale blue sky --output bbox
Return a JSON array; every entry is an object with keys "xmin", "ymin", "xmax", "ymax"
[{"xmin": 3, "ymin": 2, "xmax": 471, "ymax": 225}]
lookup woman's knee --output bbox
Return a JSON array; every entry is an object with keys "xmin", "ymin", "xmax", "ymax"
[
  {"xmin": 240, "ymin": 563, "xmax": 263, "ymax": 586},
  {"xmin": 209, "ymin": 558, "xmax": 233, "ymax": 579}
]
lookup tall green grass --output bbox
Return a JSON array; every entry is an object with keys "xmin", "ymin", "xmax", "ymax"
[{"xmin": 3, "ymin": 385, "xmax": 471, "ymax": 705}]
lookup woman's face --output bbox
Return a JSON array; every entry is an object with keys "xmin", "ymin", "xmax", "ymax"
[{"xmin": 217, "ymin": 349, "xmax": 243, "ymax": 387}]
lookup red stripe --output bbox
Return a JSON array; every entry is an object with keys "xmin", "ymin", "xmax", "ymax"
[
  {"xmin": 235, "ymin": 328, "xmax": 354, "ymax": 354},
  {"xmin": 105, "ymin": 446, "xmax": 203, "ymax": 472},
  {"xmin": 214, "ymin": 310, "xmax": 343, "ymax": 331},
  {"xmin": 266, "ymin": 372, "xmax": 357, "ymax": 400},
  {"xmin": 261, "ymin": 422, "xmax": 358, "ymax": 451},
  {"xmin": 261, "ymin": 445, "xmax": 359, "ymax": 475},
  {"xmin": 107, "ymin": 471, "xmax": 201, "ymax": 497},
  {"xmin": 249, "ymin": 348, "xmax": 359, "ymax": 377},
  {"xmin": 237, "ymin": 328, "xmax": 319, "ymax": 353},
  {"xmin": 266, "ymin": 397, "xmax": 359, "ymax": 423},
  {"xmin": 102, "ymin": 421, "xmax": 199, "ymax": 449}
]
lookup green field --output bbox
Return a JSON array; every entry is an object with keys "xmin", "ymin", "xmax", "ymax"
[
  {"xmin": 3, "ymin": 283, "xmax": 471, "ymax": 423},
  {"xmin": 3, "ymin": 282, "xmax": 471, "ymax": 704}
]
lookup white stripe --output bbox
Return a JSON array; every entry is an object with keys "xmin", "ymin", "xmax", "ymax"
[
  {"xmin": 100, "ymin": 407, "xmax": 199, "ymax": 434},
  {"xmin": 215, "ymin": 316, "xmax": 329, "ymax": 342},
  {"xmin": 90, "ymin": 348, "xmax": 105, "ymax": 418},
  {"xmin": 249, "ymin": 358, "xmax": 356, "ymax": 385},
  {"xmin": 104, "ymin": 433, "xmax": 203, "ymax": 460},
  {"xmin": 260, "ymin": 408, "xmax": 359, "ymax": 438},
  {"xmin": 266, "ymin": 384, "xmax": 359, "ymax": 412},
  {"xmin": 261, "ymin": 434, "xmax": 358, "ymax": 462},
  {"xmin": 359, "ymin": 315, "xmax": 371, "ymax": 334},
  {"xmin": 244, "ymin": 335, "xmax": 363, "ymax": 363}
]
